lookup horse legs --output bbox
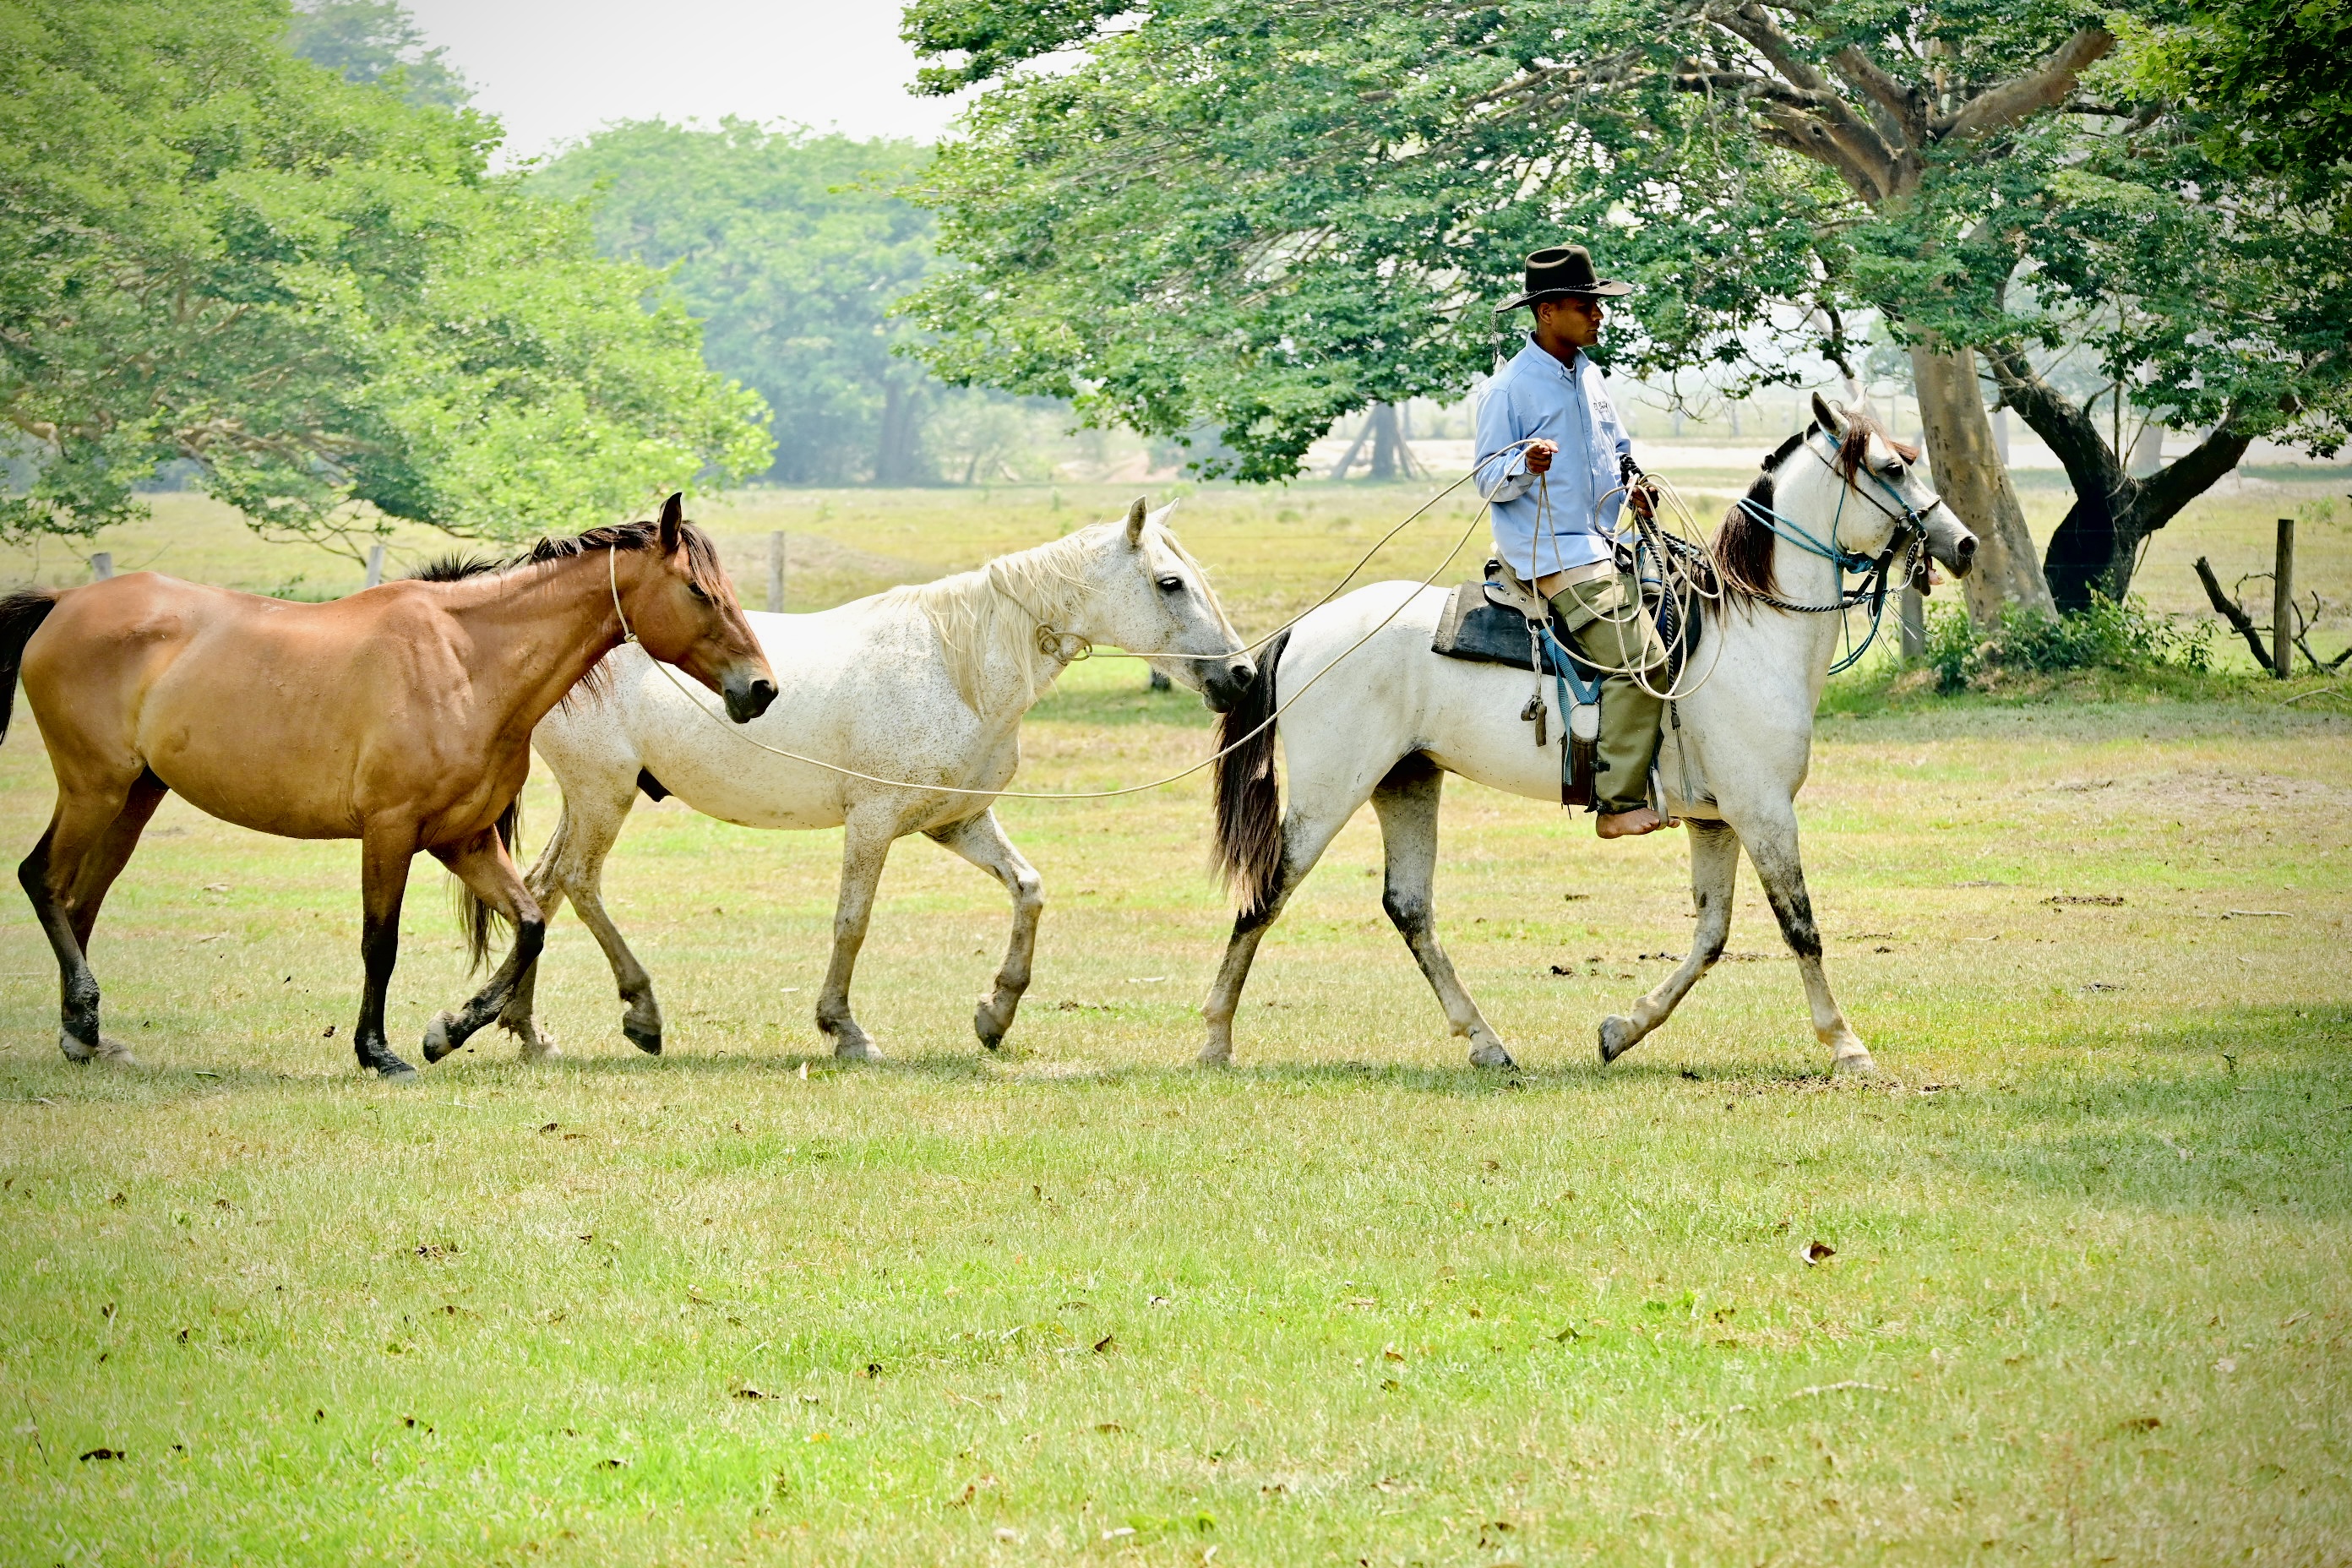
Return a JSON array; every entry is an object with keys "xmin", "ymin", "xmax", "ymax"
[
  {"xmin": 926, "ymin": 809, "xmax": 1043, "ymax": 1051},
  {"xmin": 421, "ymin": 829, "xmax": 546, "ymax": 1064},
  {"xmin": 1599, "ymin": 820, "xmax": 1739, "ymax": 1064},
  {"xmin": 815, "ymin": 807, "xmax": 901, "ymax": 1062},
  {"xmin": 18, "ymin": 770, "xmax": 164, "ymax": 1065},
  {"xmin": 1369, "ymin": 754, "xmax": 1514, "ymax": 1070},
  {"xmin": 450, "ymin": 805, "xmax": 577, "ymax": 1062},
  {"xmin": 354, "ymin": 823, "xmax": 421, "ymax": 1079},
  {"xmin": 1198, "ymin": 798, "xmax": 1357, "ymax": 1068},
  {"xmin": 1736, "ymin": 810, "xmax": 1875, "ymax": 1075}
]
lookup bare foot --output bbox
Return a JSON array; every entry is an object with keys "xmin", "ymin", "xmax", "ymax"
[{"xmin": 1596, "ymin": 808, "xmax": 1665, "ymax": 839}]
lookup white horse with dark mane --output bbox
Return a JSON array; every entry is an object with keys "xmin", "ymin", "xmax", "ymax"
[
  {"xmin": 1202, "ymin": 395, "xmax": 1977, "ymax": 1075},
  {"xmin": 433, "ymin": 498, "xmax": 1253, "ymax": 1064}
]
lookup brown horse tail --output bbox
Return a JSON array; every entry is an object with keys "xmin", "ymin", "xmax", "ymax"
[
  {"xmin": 0, "ymin": 589, "xmax": 60, "ymax": 745},
  {"xmin": 453, "ymin": 794, "xmax": 525, "ymax": 973},
  {"xmin": 1212, "ymin": 628, "xmax": 1288, "ymax": 919}
]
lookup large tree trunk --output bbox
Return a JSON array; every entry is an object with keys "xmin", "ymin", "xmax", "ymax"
[
  {"xmin": 1366, "ymin": 402, "xmax": 1407, "ymax": 481},
  {"xmin": 1909, "ymin": 339, "xmax": 2055, "ymax": 625},
  {"xmin": 1983, "ymin": 346, "xmax": 2255, "ymax": 612},
  {"xmin": 874, "ymin": 378, "xmax": 924, "ymax": 486}
]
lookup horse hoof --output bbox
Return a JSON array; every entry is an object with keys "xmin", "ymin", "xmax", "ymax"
[
  {"xmin": 1195, "ymin": 1043, "xmax": 1233, "ymax": 1069},
  {"xmin": 623, "ymin": 1021, "xmax": 662, "ymax": 1056},
  {"xmin": 1598, "ymin": 1015, "xmax": 1639, "ymax": 1064},
  {"xmin": 60, "ymin": 1032, "xmax": 138, "ymax": 1067},
  {"xmin": 374, "ymin": 1058, "xmax": 419, "ymax": 1081},
  {"xmin": 1467, "ymin": 1039, "xmax": 1517, "ymax": 1070},
  {"xmin": 421, "ymin": 1012, "xmax": 460, "ymax": 1064},
  {"xmin": 1832, "ymin": 1051, "xmax": 1878, "ymax": 1077},
  {"xmin": 972, "ymin": 1004, "xmax": 1005, "ymax": 1051}
]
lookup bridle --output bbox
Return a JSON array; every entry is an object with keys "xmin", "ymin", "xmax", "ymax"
[{"xmin": 1731, "ymin": 428, "xmax": 1941, "ymax": 672}]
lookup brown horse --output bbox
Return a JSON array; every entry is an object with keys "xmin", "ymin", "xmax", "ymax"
[{"xmin": 0, "ymin": 495, "xmax": 776, "ymax": 1079}]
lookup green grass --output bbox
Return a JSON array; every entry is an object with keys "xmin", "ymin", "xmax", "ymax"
[{"xmin": 2, "ymin": 481, "xmax": 2349, "ymax": 1564}]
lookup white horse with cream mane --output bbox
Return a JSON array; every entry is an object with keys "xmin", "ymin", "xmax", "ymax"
[
  {"xmin": 433, "ymin": 498, "xmax": 1253, "ymax": 1064},
  {"xmin": 1201, "ymin": 395, "xmax": 1978, "ymax": 1075}
]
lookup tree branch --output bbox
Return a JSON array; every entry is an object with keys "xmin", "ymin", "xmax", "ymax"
[
  {"xmin": 1982, "ymin": 342, "xmax": 2119, "ymax": 501},
  {"xmin": 2194, "ymin": 556, "xmax": 2278, "ymax": 673},
  {"xmin": 1936, "ymin": 26, "xmax": 2115, "ymax": 142},
  {"xmin": 1827, "ymin": 43, "xmax": 1926, "ymax": 149},
  {"xmin": 2133, "ymin": 415, "xmax": 2255, "ymax": 525}
]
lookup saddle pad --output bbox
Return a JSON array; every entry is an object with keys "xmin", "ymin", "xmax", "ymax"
[{"xmin": 1431, "ymin": 580, "xmax": 1564, "ymax": 674}]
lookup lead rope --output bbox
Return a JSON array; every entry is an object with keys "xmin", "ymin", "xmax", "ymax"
[{"xmin": 600, "ymin": 443, "xmax": 1540, "ymax": 803}]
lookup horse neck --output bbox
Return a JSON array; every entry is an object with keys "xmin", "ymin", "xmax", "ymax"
[
  {"xmin": 945, "ymin": 536, "xmax": 1099, "ymax": 720},
  {"xmin": 1709, "ymin": 471, "xmax": 1875, "ymax": 705},
  {"xmin": 437, "ymin": 548, "xmax": 633, "ymax": 731}
]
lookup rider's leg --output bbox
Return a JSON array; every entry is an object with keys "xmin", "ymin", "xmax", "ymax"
[{"xmin": 1551, "ymin": 572, "xmax": 1666, "ymax": 836}]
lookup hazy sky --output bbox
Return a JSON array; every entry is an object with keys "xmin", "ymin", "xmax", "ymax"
[{"xmin": 401, "ymin": 0, "xmax": 967, "ymax": 158}]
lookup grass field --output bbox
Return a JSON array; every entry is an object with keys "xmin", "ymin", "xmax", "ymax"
[{"xmin": 3, "ymin": 473, "xmax": 2349, "ymax": 1565}]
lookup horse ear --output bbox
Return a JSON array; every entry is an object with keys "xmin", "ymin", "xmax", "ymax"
[
  {"xmin": 1124, "ymin": 496, "xmax": 1148, "ymax": 546},
  {"xmin": 658, "ymin": 493, "xmax": 683, "ymax": 553},
  {"xmin": 1810, "ymin": 391, "xmax": 1846, "ymax": 441}
]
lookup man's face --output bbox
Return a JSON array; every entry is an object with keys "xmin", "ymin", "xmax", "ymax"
[{"xmin": 1535, "ymin": 296, "xmax": 1604, "ymax": 349}]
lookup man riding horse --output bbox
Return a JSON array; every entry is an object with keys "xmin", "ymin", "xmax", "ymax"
[{"xmin": 1474, "ymin": 244, "xmax": 1669, "ymax": 840}]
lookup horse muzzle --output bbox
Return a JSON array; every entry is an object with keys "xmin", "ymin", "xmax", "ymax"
[
  {"xmin": 1925, "ymin": 509, "xmax": 1978, "ymax": 578},
  {"xmin": 723, "ymin": 674, "xmax": 779, "ymax": 723},
  {"xmin": 1200, "ymin": 655, "xmax": 1257, "ymax": 714}
]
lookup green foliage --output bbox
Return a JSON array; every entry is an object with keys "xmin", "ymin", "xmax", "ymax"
[
  {"xmin": 0, "ymin": 0, "xmax": 769, "ymax": 548},
  {"xmin": 283, "ymin": 0, "xmax": 470, "ymax": 109},
  {"xmin": 901, "ymin": 1, "xmax": 2350, "ymax": 480},
  {"xmin": 1924, "ymin": 593, "xmax": 2214, "ymax": 691},
  {"xmin": 2122, "ymin": 0, "xmax": 2352, "ymax": 206},
  {"xmin": 535, "ymin": 121, "xmax": 950, "ymax": 486}
]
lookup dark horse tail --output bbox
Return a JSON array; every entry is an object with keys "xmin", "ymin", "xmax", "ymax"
[
  {"xmin": 0, "ymin": 589, "xmax": 61, "ymax": 745},
  {"xmin": 453, "ymin": 796, "xmax": 525, "ymax": 973},
  {"xmin": 1211, "ymin": 628, "xmax": 1289, "ymax": 920}
]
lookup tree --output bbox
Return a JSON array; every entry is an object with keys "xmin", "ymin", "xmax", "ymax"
[
  {"xmin": 285, "ymin": 0, "xmax": 471, "ymax": 109},
  {"xmin": 2126, "ymin": 0, "xmax": 2352, "ymax": 206},
  {"xmin": 536, "ymin": 120, "xmax": 950, "ymax": 486},
  {"xmin": 0, "ymin": 0, "xmax": 768, "ymax": 549},
  {"xmin": 903, "ymin": 0, "xmax": 2352, "ymax": 625}
]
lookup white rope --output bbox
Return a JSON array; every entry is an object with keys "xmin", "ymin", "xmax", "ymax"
[{"xmin": 602, "ymin": 445, "xmax": 1539, "ymax": 803}]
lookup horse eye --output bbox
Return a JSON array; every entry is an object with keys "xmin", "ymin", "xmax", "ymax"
[
  {"xmin": 687, "ymin": 581, "xmax": 713, "ymax": 603},
  {"xmin": 1155, "ymin": 574, "xmax": 1184, "ymax": 593}
]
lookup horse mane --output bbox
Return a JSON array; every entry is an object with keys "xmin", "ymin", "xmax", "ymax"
[
  {"xmin": 885, "ymin": 525, "xmax": 1110, "ymax": 716},
  {"xmin": 406, "ymin": 516, "xmax": 729, "ymax": 597},
  {"xmin": 1712, "ymin": 406, "xmax": 1919, "ymax": 602},
  {"xmin": 405, "ymin": 514, "xmax": 734, "ymax": 708}
]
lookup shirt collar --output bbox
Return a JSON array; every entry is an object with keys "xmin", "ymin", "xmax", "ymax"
[{"xmin": 1513, "ymin": 336, "xmax": 1583, "ymax": 382}]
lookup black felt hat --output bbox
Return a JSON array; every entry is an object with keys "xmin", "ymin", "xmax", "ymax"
[{"xmin": 1494, "ymin": 245, "xmax": 1633, "ymax": 312}]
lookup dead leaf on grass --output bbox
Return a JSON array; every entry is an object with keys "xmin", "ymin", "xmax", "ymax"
[
  {"xmin": 1092, "ymin": 1333, "xmax": 1116, "ymax": 1353},
  {"xmin": 79, "ymin": 1447, "xmax": 122, "ymax": 1462},
  {"xmin": 1799, "ymin": 1241, "xmax": 1837, "ymax": 1266},
  {"xmin": 2116, "ymin": 1416, "xmax": 2162, "ymax": 1433}
]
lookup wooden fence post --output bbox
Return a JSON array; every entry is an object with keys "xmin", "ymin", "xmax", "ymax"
[
  {"xmin": 767, "ymin": 531, "xmax": 785, "ymax": 613},
  {"xmin": 2273, "ymin": 518, "xmax": 2295, "ymax": 679},
  {"xmin": 89, "ymin": 552, "xmax": 112, "ymax": 580},
  {"xmin": 365, "ymin": 542, "xmax": 385, "ymax": 589}
]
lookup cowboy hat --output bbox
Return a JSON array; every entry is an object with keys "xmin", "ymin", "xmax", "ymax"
[{"xmin": 1494, "ymin": 245, "xmax": 1634, "ymax": 313}]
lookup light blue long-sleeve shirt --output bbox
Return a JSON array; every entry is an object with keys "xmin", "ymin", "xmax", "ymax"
[{"xmin": 1473, "ymin": 338, "xmax": 1636, "ymax": 579}]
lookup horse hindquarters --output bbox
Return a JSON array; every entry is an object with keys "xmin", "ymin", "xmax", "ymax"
[{"xmin": 1199, "ymin": 610, "xmax": 1437, "ymax": 1066}]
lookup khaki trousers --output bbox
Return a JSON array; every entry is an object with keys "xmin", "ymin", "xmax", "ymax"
[{"xmin": 1548, "ymin": 572, "xmax": 1666, "ymax": 815}]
